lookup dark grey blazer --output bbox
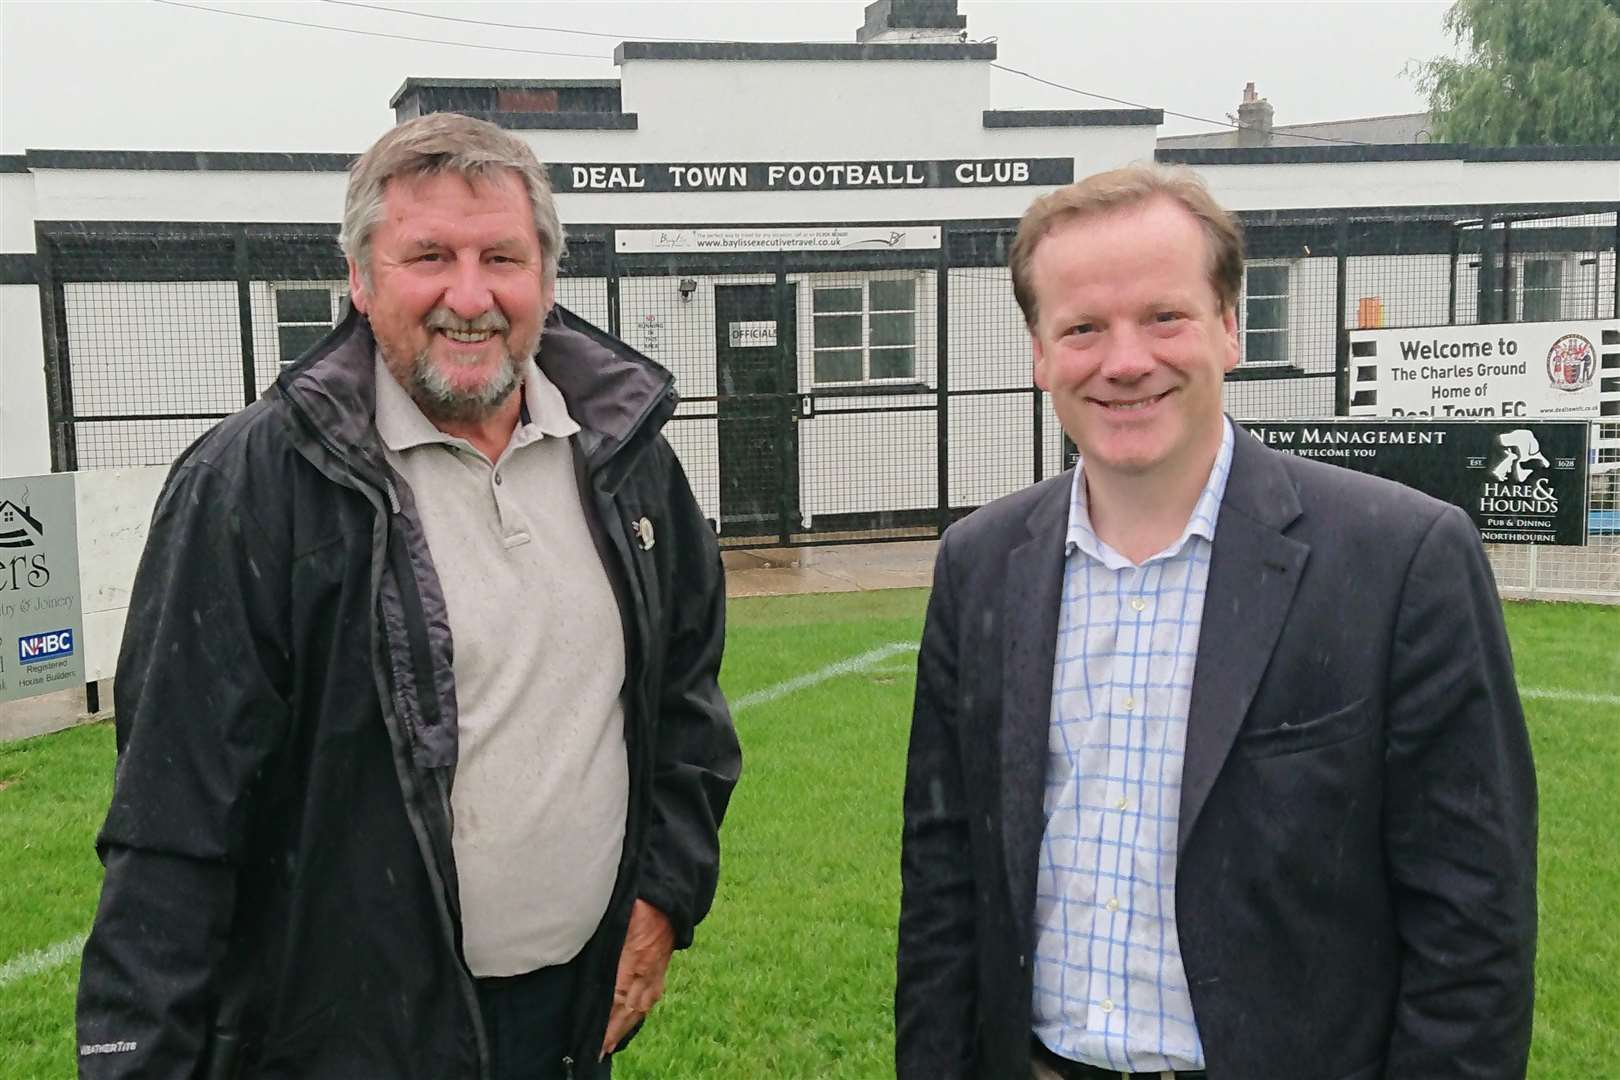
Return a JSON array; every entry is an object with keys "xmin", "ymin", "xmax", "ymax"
[{"xmin": 896, "ymin": 423, "xmax": 1537, "ymax": 1080}]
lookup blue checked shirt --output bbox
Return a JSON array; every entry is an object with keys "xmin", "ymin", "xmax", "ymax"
[{"xmin": 1031, "ymin": 419, "xmax": 1235, "ymax": 1072}]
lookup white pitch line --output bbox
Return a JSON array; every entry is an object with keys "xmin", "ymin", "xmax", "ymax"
[
  {"xmin": 0, "ymin": 934, "xmax": 85, "ymax": 989},
  {"xmin": 732, "ymin": 641, "xmax": 919, "ymax": 714},
  {"xmin": 1521, "ymin": 687, "xmax": 1620, "ymax": 707}
]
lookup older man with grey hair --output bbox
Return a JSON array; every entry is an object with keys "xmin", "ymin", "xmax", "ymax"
[{"xmin": 76, "ymin": 112, "xmax": 740, "ymax": 1080}]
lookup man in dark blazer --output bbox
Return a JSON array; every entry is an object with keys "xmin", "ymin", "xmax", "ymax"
[{"xmin": 896, "ymin": 165, "xmax": 1536, "ymax": 1080}]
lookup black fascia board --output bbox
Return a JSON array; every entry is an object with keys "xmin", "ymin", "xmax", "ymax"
[
  {"xmin": 0, "ymin": 155, "xmax": 29, "ymax": 173},
  {"xmin": 613, "ymin": 41, "xmax": 996, "ymax": 63},
  {"xmin": 460, "ymin": 111, "xmax": 638, "ymax": 130},
  {"xmin": 0, "ymin": 253, "xmax": 37, "ymax": 285},
  {"xmin": 26, "ymin": 150, "xmax": 355, "ymax": 171},
  {"xmin": 1462, "ymin": 145, "xmax": 1620, "ymax": 162},
  {"xmin": 1156, "ymin": 144, "xmax": 1468, "ymax": 165},
  {"xmin": 391, "ymin": 77, "xmax": 621, "ymax": 108},
  {"xmin": 1158, "ymin": 143, "xmax": 1620, "ymax": 165},
  {"xmin": 984, "ymin": 109, "xmax": 1164, "ymax": 128}
]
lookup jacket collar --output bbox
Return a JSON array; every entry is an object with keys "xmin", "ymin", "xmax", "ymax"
[
  {"xmin": 1178, "ymin": 422, "xmax": 1308, "ymax": 850},
  {"xmin": 997, "ymin": 421, "xmax": 1311, "ymax": 945},
  {"xmin": 275, "ymin": 302, "xmax": 675, "ymax": 476}
]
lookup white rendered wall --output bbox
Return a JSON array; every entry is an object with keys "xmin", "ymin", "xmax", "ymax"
[
  {"xmin": 2, "ymin": 171, "xmax": 50, "ymax": 477},
  {"xmin": 74, "ymin": 465, "xmax": 168, "ymax": 681},
  {"xmin": 1, "ymin": 287, "xmax": 49, "ymax": 477},
  {"xmin": 1194, "ymin": 158, "xmax": 1620, "ymax": 214}
]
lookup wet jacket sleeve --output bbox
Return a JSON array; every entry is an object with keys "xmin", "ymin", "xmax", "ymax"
[
  {"xmin": 895, "ymin": 534, "xmax": 978, "ymax": 1079},
  {"xmin": 76, "ymin": 459, "xmax": 292, "ymax": 1079},
  {"xmin": 1382, "ymin": 505, "xmax": 1537, "ymax": 1078},
  {"xmin": 633, "ymin": 450, "xmax": 741, "ymax": 949}
]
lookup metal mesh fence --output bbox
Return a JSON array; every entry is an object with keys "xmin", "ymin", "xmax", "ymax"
[{"xmin": 35, "ymin": 207, "xmax": 1620, "ymax": 599}]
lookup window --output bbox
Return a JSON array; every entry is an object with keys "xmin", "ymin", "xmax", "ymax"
[
  {"xmin": 274, "ymin": 285, "xmax": 343, "ymax": 370},
  {"xmin": 1242, "ymin": 264, "xmax": 1289, "ymax": 364},
  {"xmin": 812, "ymin": 278, "xmax": 916, "ymax": 384},
  {"xmin": 1521, "ymin": 258, "xmax": 1563, "ymax": 322}
]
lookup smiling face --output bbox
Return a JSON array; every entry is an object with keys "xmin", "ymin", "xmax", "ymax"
[
  {"xmin": 1029, "ymin": 195, "xmax": 1239, "ymax": 489},
  {"xmin": 349, "ymin": 168, "xmax": 553, "ymax": 424}
]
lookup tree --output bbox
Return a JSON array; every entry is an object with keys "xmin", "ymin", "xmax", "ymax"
[{"xmin": 1414, "ymin": 0, "xmax": 1620, "ymax": 146}]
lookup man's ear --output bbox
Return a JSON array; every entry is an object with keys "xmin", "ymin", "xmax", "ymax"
[
  {"xmin": 347, "ymin": 256, "xmax": 370, "ymax": 315},
  {"xmin": 1032, "ymin": 329, "xmax": 1053, "ymax": 392},
  {"xmin": 1220, "ymin": 305, "xmax": 1240, "ymax": 373}
]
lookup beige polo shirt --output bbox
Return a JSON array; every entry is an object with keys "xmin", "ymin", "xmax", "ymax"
[{"xmin": 375, "ymin": 353, "xmax": 629, "ymax": 977}]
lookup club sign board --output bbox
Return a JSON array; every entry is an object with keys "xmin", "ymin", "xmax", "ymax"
[
  {"xmin": 1239, "ymin": 420, "xmax": 1591, "ymax": 546},
  {"xmin": 1348, "ymin": 319, "xmax": 1615, "ymax": 420},
  {"xmin": 0, "ymin": 473, "xmax": 86, "ymax": 702}
]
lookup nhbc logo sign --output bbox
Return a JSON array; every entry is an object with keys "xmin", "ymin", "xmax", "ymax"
[{"xmin": 19, "ymin": 628, "xmax": 74, "ymax": 665}]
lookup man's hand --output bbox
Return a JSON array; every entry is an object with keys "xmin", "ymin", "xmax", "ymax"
[{"xmin": 599, "ymin": 899, "xmax": 675, "ymax": 1060}]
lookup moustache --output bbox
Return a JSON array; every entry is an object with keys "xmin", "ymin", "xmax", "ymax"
[{"xmin": 424, "ymin": 307, "xmax": 511, "ymax": 334}]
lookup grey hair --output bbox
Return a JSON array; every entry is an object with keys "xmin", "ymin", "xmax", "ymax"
[{"xmin": 340, "ymin": 112, "xmax": 566, "ymax": 285}]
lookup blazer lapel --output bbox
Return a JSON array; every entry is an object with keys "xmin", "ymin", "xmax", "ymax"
[
  {"xmin": 1179, "ymin": 427, "xmax": 1309, "ymax": 851},
  {"xmin": 1000, "ymin": 476, "xmax": 1071, "ymax": 948}
]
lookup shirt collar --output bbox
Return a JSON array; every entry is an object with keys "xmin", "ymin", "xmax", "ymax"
[
  {"xmin": 373, "ymin": 348, "xmax": 581, "ymax": 455},
  {"xmin": 1063, "ymin": 416, "xmax": 1235, "ymax": 568}
]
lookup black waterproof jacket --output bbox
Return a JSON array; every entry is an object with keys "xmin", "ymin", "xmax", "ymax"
[{"xmin": 75, "ymin": 306, "xmax": 740, "ymax": 1079}]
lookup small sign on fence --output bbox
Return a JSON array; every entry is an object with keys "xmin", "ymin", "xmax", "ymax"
[
  {"xmin": 0, "ymin": 473, "xmax": 85, "ymax": 703},
  {"xmin": 728, "ymin": 321, "xmax": 778, "ymax": 348},
  {"xmin": 1240, "ymin": 419, "xmax": 1592, "ymax": 546}
]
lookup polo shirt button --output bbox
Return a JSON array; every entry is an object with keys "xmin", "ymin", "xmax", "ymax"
[{"xmin": 494, "ymin": 472, "xmax": 503, "ymax": 485}]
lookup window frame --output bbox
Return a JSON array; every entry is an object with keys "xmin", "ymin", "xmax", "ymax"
[
  {"xmin": 1519, "ymin": 256, "xmax": 1565, "ymax": 323},
  {"xmin": 272, "ymin": 283, "xmax": 346, "ymax": 371},
  {"xmin": 1239, "ymin": 261, "xmax": 1292, "ymax": 367},
  {"xmin": 810, "ymin": 276, "xmax": 920, "ymax": 387}
]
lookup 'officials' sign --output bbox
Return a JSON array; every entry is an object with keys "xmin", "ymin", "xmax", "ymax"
[
  {"xmin": 1349, "ymin": 319, "xmax": 1615, "ymax": 420},
  {"xmin": 1, "ymin": 473, "xmax": 85, "ymax": 703},
  {"xmin": 1240, "ymin": 419, "xmax": 1591, "ymax": 545}
]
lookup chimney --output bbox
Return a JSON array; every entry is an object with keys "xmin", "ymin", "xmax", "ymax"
[
  {"xmin": 856, "ymin": 0, "xmax": 967, "ymax": 44},
  {"xmin": 1237, "ymin": 82, "xmax": 1274, "ymax": 147}
]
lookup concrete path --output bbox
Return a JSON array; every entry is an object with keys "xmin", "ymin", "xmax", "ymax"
[{"xmin": 0, "ymin": 541, "xmax": 938, "ymax": 743}]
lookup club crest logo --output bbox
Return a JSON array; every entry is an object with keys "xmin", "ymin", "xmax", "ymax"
[{"xmin": 1545, "ymin": 333, "xmax": 1595, "ymax": 393}]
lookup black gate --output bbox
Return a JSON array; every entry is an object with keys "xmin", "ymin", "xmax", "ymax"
[{"xmin": 713, "ymin": 282, "xmax": 799, "ymax": 540}]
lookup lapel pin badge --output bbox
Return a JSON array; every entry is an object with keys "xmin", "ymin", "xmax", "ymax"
[{"xmin": 634, "ymin": 516, "xmax": 655, "ymax": 551}]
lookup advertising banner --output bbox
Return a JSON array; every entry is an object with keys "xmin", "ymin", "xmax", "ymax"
[
  {"xmin": 616, "ymin": 225, "xmax": 943, "ymax": 254},
  {"xmin": 1348, "ymin": 319, "xmax": 1615, "ymax": 420},
  {"xmin": 1239, "ymin": 420, "xmax": 1591, "ymax": 546},
  {"xmin": 0, "ymin": 474, "xmax": 86, "ymax": 703}
]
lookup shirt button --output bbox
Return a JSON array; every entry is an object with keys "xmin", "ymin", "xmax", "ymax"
[
  {"xmin": 1122, "ymin": 696, "xmax": 1136, "ymax": 711},
  {"xmin": 1105, "ymin": 897, "xmax": 1120, "ymax": 912},
  {"xmin": 1115, "ymin": 796, "xmax": 1129, "ymax": 811},
  {"xmin": 1129, "ymin": 597, "xmax": 1147, "ymax": 612},
  {"xmin": 1100, "ymin": 998, "xmax": 1115, "ymax": 1013}
]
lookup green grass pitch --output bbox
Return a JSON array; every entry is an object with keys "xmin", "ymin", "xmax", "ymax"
[{"xmin": 0, "ymin": 591, "xmax": 1615, "ymax": 1078}]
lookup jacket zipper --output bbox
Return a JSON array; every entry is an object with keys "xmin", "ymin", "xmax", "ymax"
[{"xmin": 278, "ymin": 385, "xmax": 491, "ymax": 1078}]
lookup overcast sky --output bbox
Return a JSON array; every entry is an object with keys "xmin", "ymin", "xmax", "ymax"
[{"xmin": 0, "ymin": 0, "xmax": 1459, "ymax": 154}]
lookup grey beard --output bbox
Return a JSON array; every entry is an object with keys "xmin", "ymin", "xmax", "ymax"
[
  {"xmin": 407, "ymin": 345, "xmax": 522, "ymax": 423},
  {"xmin": 397, "ymin": 327, "xmax": 540, "ymax": 424}
]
